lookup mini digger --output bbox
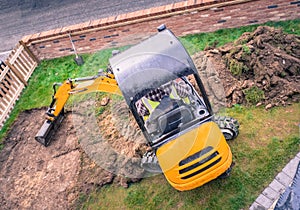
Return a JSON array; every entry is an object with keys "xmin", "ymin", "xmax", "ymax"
[{"xmin": 35, "ymin": 25, "xmax": 239, "ymax": 191}]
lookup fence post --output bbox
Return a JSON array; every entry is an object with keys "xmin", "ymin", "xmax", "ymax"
[
  {"xmin": 5, "ymin": 61, "xmax": 28, "ymax": 86},
  {"xmin": 19, "ymin": 40, "xmax": 39, "ymax": 63}
]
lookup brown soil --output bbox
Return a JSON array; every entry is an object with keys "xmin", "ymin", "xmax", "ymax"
[
  {"xmin": 0, "ymin": 106, "xmax": 146, "ymax": 209},
  {"xmin": 0, "ymin": 26, "xmax": 299, "ymax": 209},
  {"xmin": 0, "ymin": 109, "xmax": 80, "ymax": 209},
  {"xmin": 196, "ymin": 26, "xmax": 300, "ymax": 109}
]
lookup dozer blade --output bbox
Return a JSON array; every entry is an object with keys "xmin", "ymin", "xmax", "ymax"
[{"xmin": 35, "ymin": 111, "xmax": 64, "ymax": 146}]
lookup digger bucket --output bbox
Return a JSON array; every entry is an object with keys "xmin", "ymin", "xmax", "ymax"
[{"xmin": 35, "ymin": 110, "xmax": 64, "ymax": 146}]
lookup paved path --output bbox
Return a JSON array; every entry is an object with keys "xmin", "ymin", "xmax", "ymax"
[
  {"xmin": 250, "ymin": 152, "xmax": 300, "ymax": 210},
  {"xmin": 0, "ymin": 0, "xmax": 182, "ymax": 53}
]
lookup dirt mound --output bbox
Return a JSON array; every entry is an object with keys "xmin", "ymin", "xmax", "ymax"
[{"xmin": 194, "ymin": 26, "xmax": 300, "ymax": 108}]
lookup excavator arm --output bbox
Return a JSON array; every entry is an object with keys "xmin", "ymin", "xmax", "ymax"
[{"xmin": 35, "ymin": 70, "xmax": 122, "ymax": 146}]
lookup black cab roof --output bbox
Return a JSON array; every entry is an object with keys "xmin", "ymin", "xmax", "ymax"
[{"xmin": 109, "ymin": 27, "xmax": 197, "ymax": 105}]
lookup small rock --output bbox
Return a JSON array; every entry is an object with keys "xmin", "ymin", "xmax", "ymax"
[
  {"xmin": 119, "ymin": 177, "xmax": 129, "ymax": 188},
  {"xmin": 256, "ymin": 102, "xmax": 263, "ymax": 107},
  {"xmin": 209, "ymin": 49, "xmax": 219, "ymax": 54},
  {"xmin": 285, "ymin": 34, "xmax": 294, "ymax": 44},
  {"xmin": 225, "ymin": 85, "xmax": 237, "ymax": 97},
  {"xmin": 219, "ymin": 45, "xmax": 232, "ymax": 53},
  {"xmin": 265, "ymin": 104, "xmax": 273, "ymax": 109},
  {"xmin": 282, "ymin": 96, "xmax": 289, "ymax": 101},
  {"xmin": 241, "ymin": 80, "xmax": 254, "ymax": 89},
  {"xmin": 100, "ymin": 97, "xmax": 110, "ymax": 106},
  {"xmin": 232, "ymin": 91, "xmax": 243, "ymax": 104},
  {"xmin": 270, "ymin": 76, "xmax": 280, "ymax": 86}
]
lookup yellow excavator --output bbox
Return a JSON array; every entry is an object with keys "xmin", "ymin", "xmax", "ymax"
[{"xmin": 35, "ymin": 25, "xmax": 239, "ymax": 191}]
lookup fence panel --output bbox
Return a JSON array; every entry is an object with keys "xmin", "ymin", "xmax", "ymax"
[{"xmin": 0, "ymin": 43, "xmax": 38, "ymax": 129}]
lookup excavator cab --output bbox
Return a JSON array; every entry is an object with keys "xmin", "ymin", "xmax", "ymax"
[
  {"xmin": 110, "ymin": 26, "xmax": 212, "ymax": 144},
  {"xmin": 132, "ymin": 75, "xmax": 211, "ymax": 147},
  {"xmin": 109, "ymin": 25, "xmax": 235, "ymax": 191}
]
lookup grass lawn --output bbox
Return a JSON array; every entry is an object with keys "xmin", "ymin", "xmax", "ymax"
[{"xmin": 0, "ymin": 19, "xmax": 299, "ymax": 208}]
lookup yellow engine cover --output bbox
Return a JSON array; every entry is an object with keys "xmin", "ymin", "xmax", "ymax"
[{"xmin": 156, "ymin": 121, "xmax": 232, "ymax": 191}]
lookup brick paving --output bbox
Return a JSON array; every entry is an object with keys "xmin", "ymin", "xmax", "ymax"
[{"xmin": 250, "ymin": 152, "xmax": 300, "ymax": 210}]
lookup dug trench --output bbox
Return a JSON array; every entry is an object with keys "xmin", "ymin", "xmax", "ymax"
[
  {"xmin": 0, "ymin": 26, "xmax": 299, "ymax": 209},
  {"xmin": 0, "ymin": 104, "xmax": 149, "ymax": 210}
]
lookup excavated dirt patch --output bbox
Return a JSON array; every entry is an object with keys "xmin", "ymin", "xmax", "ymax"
[
  {"xmin": 0, "ymin": 109, "xmax": 80, "ymax": 209},
  {"xmin": 0, "ymin": 107, "xmax": 146, "ymax": 209}
]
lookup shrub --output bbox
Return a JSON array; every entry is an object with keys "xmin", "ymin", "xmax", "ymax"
[
  {"xmin": 229, "ymin": 59, "xmax": 244, "ymax": 76},
  {"xmin": 244, "ymin": 86, "xmax": 265, "ymax": 105},
  {"xmin": 242, "ymin": 44, "xmax": 251, "ymax": 55}
]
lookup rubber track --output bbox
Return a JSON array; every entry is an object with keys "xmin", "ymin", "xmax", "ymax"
[{"xmin": 214, "ymin": 116, "xmax": 240, "ymax": 140}]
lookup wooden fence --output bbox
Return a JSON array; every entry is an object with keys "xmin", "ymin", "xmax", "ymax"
[{"xmin": 0, "ymin": 41, "xmax": 38, "ymax": 128}]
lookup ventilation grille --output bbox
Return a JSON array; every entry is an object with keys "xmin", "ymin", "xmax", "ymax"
[{"xmin": 179, "ymin": 146, "xmax": 221, "ymax": 180}]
